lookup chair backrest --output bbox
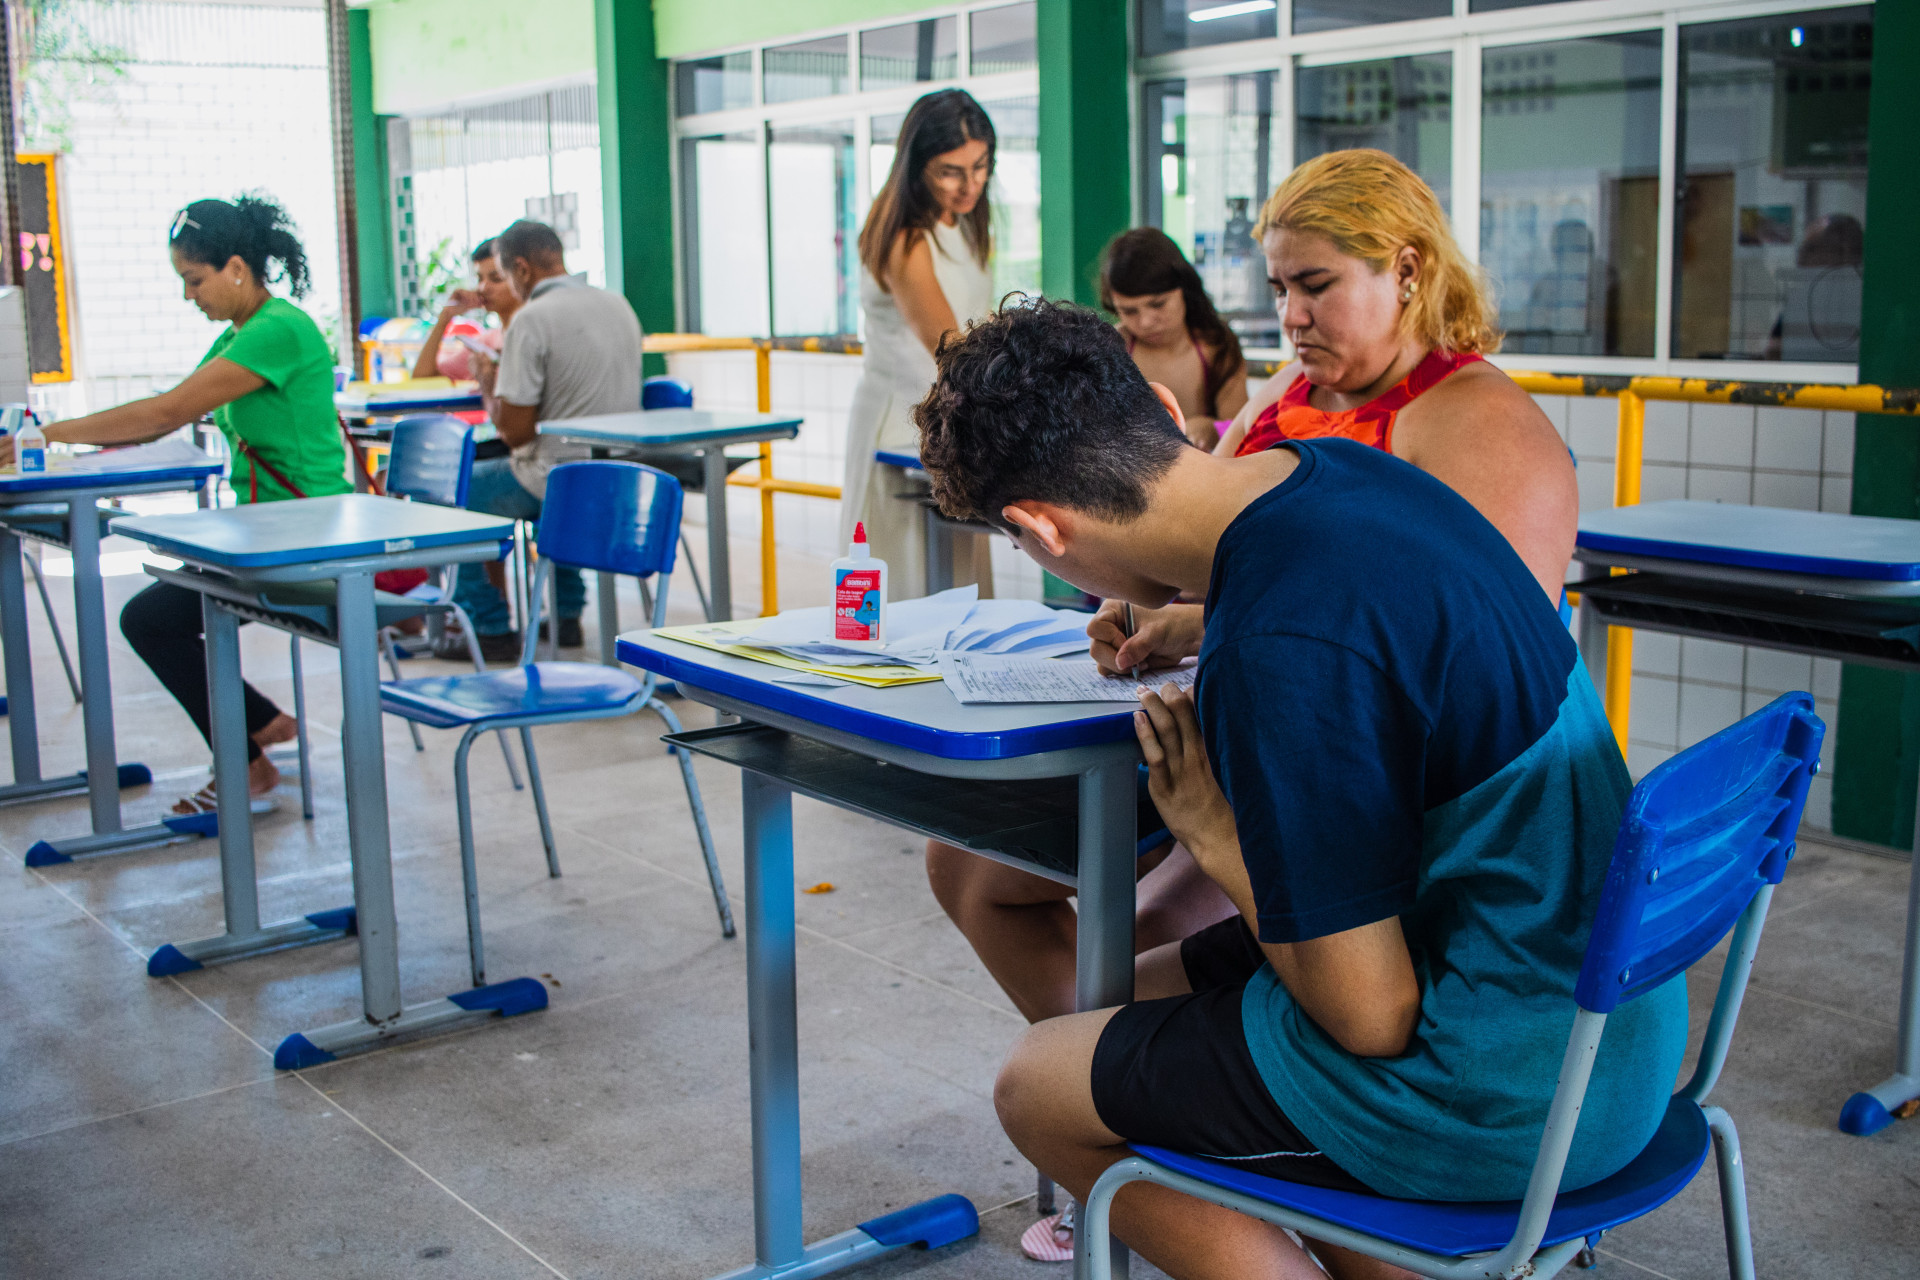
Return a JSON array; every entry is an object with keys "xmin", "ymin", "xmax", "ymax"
[
  {"xmin": 386, "ymin": 415, "xmax": 476, "ymax": 508},
  {"xmin": 1576, "ymin": 691, "xmax": 1825, "ymax": 1014},
  {"xmin": 1488, "ymin": 692, "xmax": 1824, "ymax": 1270},
  {"xmin": 642, "ymin": 376, "xmax": 695, "ymax": 410},
  {"xmin": 536, "ymin": 460, "xmax": 683, "ymax": 579}
]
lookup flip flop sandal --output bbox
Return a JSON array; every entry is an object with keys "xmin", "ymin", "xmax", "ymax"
[
  {"xmin": 173, "ymin": 784, "xmax": 279, "ymax": 818},
  {"xmin": 1019, "ymin": 1206, "xmax": 1075, "ymax": 1263}
]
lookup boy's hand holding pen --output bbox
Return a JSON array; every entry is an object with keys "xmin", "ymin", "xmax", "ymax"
[{"xmin": 1085, "ymin": 598, "xmax": 1205, "ymax": 677}]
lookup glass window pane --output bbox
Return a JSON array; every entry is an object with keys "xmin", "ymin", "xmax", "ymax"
[
  {"xmin": 1674, "ymin": 8, "xmax": 1871, "ymax": 363},
  {"xmin": 983, "ymin": 96, "xmax": 1041, "ymax": 300},
  {"xmin": 1481, "ymin": 32, "xmax": 1662, "ymax": 358},
  {"xmin": 1143, "ymin": 74, "xmax": 1283, "ymax": 350},
  {"xmin": 971, "ymin": 3, "xmax": 1036, "ymax": 75},
  {"xmin": 676, "ymin": 53, "xmax": 753, "ymax": 117},
  {"xmin": 861, "ymin": 18, "xmax": 957, "ymax": 89},
  {"xmin": 1296, "ymin": 54, "xmax": 1452, "ymax": 213},
  {"xmin": 870, "ymin": 111, "xmax": 905, "ymax": 203},
  {"xmin": 680, "ymin": 132, "xmax": 768, "ymax": 336},
  {"xmin": 1292, "ymin": 0, "xmax": 1448, "ymax": 37},
  {"xmin": 769, "ymin": 122, "xmax": 857, "ymax": 337},
  {"xmin": 764, "ymin": 35, "xmax": 848, "ymax": 105},
  {"xmin": 1470, "ymin": 0, "xmax": 1575, "ymax": 11},
  {"xmin": 1137, "ymin": 0, "xmax": 1276, "ymax": 58}
]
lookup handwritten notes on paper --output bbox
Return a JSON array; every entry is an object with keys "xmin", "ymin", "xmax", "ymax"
[{"xmin": 939, "ymin": 655, "xmax": 1198, "ymax": 705}]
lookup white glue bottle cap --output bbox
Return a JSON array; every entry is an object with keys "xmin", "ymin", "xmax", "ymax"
[{"xmin": 849, "ymin": 521, "xmax": 871, "ymax": 559}]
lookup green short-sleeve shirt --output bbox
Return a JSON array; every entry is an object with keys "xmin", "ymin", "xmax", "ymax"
[{"xmin": 200, "ymin": 297, "xmax": 351, "ymax": 504}]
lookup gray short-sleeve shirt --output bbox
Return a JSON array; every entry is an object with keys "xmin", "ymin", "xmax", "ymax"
[{"xmin": 494, "ymin": 274, "xmax": 644, "ymax": 499}]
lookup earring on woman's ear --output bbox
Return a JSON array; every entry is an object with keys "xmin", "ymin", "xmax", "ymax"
[{"xmin": 1401, "ymin": 280, "xmax": 1418, "ymax": 304}]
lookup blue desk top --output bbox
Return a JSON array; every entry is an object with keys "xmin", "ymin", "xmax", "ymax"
[
  {"xmin": 0, "ymin": 439, "xmax": 221, "ymax": 496},
  {"xmin": 336, "ymin": 391, "xmax": 483, "ymax": 416},
  {"xmin": 540, "ymin": 408, "xmax": 802, "ymax": 448},
  {"xmin": 112, "ymin": 494, "xmax": 515, "ymax": 569},
  {"xmin": 619, "ymin": 630, "xmax": 1140, "ymax": 762},
  {"xmin": 1578, "ymin": 501, "xmax": 1920, "ymax": 582},
  {"xmin": 875, "ymin": 449, "xmax": 922, "ymax": 471}
]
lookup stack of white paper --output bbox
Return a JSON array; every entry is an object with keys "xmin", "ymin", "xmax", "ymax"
[
  {"xmin": 740, "ymin": 586, "xmax": 1092, "ymax": 669},
  {"xmin": 939, "ymin": 654, "xmax": 1198, "ymax": 705}
]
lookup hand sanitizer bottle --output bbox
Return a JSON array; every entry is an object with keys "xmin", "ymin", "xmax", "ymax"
[
  {"xmin": 832, "ymin": 521, "xmax": 887, "ymax": 643},
  {"xmin": 15, "ymin": 414, "xmax": 45, "ymax": 474}
]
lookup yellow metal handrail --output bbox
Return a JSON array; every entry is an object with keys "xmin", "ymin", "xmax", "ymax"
[
  {"xmin": 650, "ymin": 333, "xmax": 1919, "ymax": 757},
  {"xmin": 642, "ymin": 333, "xmax": 863, "ymax": 615}
]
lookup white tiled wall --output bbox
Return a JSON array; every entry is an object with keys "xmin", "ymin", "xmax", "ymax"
[
  {"xmin": 1538, "ymin": 393, "xmax": 1850, "ymax": 828},
  {"xmin": 29, "ymin": 2, "xmax": 341, "ymax": 422},
  {"xmin": 664, "ymin": 348, "xmax": 1045, "ymax": 601}
]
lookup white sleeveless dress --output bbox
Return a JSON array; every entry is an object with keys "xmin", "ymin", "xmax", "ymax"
[{"xmin": 842, "ymin": 218, "xmax": 995, "ymax": 599}]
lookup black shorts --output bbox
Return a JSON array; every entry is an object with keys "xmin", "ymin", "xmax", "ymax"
[{"xmin": 1088, "ymin": 916, "xmax": 1373, "ymax": 1193}]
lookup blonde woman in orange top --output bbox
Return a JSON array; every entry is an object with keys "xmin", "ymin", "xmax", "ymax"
[{"xmin": 1093, "ymin": 149, "xmax": 1576, "ymax": 676}]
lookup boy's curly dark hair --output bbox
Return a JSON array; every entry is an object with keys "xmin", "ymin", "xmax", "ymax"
[{"xmin": 914, "ymin": 297, "xmax": 1189, "ymax": 529}]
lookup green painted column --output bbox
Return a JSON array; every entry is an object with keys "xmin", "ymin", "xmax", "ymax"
[
  {"xmin": 1037, "ymin": 0, "xmax": 1130, "ymax": 307},
  {"xmin": 1833, "ymin": 1, "xmax": 1920, "ymax": 850},
  {"xmin": 349, "ymin": 8, "xmax": 396, "ymax": 320},
  {"xmin": 596, "ymin": 0, "xmax": 675, "ymax": 367}
]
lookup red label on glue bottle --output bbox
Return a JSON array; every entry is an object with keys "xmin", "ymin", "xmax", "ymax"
[{"xmin": 832, "ymin": 521, "xmax": 887, "ymax": 642}]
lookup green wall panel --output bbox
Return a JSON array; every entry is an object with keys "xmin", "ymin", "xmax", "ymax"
[
  {"xmin": 597, "ymin": 0, "xmax": 675, "ymax": 364},
  {"xmin": 366, "ymin": 0, "xmax": 597, "ymax": 116},
  {"xmin": 654, "ymin": 0, "xmax": 929, "ymax": 59},
  {"xmin": 350, "ymin": 8, "xmax": 396, "ymax": 319},
  {"xmin": 1036, "ymin": 0, "xmax": 1129, "ymax": 307},
  {"xmin": 1835, "ymin": 0, "xmax": 1920, "ymax": 850}
]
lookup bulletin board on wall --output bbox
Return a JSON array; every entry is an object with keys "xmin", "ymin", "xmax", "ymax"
[{"xmin": 16, "ymin": 153, "xmax": 73, "ymax": 383}]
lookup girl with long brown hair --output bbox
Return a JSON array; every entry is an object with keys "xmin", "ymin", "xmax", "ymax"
[{"xmin": 842, "ymin": 88, "xmax": 997, "ymax": 597}]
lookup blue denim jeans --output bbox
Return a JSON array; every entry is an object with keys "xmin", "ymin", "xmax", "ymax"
[{"xmin": 454, "ymin": 457, "xmax": 585, "ymax": 636}]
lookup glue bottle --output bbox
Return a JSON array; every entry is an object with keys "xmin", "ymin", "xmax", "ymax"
[
  {"xmin": 15, "ymin": 413, "xmax": 45, "ymax": 474},
  {"xmin": 832, "ymin": 521, "xmax": 887, "ymax": 643}
]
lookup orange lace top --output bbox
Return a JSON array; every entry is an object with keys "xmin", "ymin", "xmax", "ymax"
[{"xmin": 1236, "ymin": 350, "xmax": 1485, "ymax": 457}]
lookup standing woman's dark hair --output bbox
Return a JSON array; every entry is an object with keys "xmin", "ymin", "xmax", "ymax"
[
  {"xmin": 1099, "ymin": 227, "xmax": 1245, "ymax": 417},
  {"xmin": 858, "ymin": 89, "xmax": 995, "ymax": 285},
  {"xmin": 169, "ymin": 193, "xmax": 311, "ymax": 299}
]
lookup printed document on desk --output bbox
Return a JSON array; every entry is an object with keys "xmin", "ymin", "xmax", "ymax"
[{"xmin": 940, "ymin": 654, "xmax": 1198, "ymax": 704}]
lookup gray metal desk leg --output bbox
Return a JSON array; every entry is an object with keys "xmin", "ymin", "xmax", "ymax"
[
  {"xmin": 71, "ymin": 497, "xmax": 121, "ymax": 834},
  {"xmin": 27, "ymin": 500, "xmax": 192, "ymax": 865},
  {"xmin": 705, "ymin": 447, "xmax": 733, "ymax": 623},
  {"xmin": 0, "ymin": 526, "xmax": 45, "ymax": 787},
  {"xmin": 146, "ymin": 598, "xmax": 355, "ymax": 977},
  {"xmin": 590, "ymin": 445, "xmax": 619, "ymax": 666},
  {"xmin": 708, "ymin": 769, "xmax": 977, "ymax": 1280},
  {"xmin": 1839, "ymin": 766, "xmax": 1920, "ymax": 1135},
  {"xmin": 271, "ymin": 568, "xmax": 545, "ymax": 1070},
  {"xmin": 1575, "ymin": 577, "xmax": 1606, "ymax": 693},
  {"xmin": 1074, "ymin": 760, "xmax": 1137, "ymax": 1280},
  {"xmin": 925, "ymin": 507, "xmax": 955, "ymax": 596},
  {"xmin": 0, "ymin": 522, "xmax": 114, "ymax": 841}
]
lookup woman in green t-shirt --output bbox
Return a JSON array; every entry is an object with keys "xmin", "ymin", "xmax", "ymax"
[{"xmin": 8, "ymin": 194, "xmax": 351, "ymax": 815}]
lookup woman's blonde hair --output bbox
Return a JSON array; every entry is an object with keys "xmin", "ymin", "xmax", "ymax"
[{"xmin": 1256, "ymin": 149, "xmax": 1500, "ymax": 355}]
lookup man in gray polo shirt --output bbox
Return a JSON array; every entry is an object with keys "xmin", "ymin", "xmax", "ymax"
[{"xmin": 455, "ymin": 218, "xmax": 643, "ymax": 659}]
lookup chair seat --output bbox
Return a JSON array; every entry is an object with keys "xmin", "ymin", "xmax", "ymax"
[
  {"xmin": 381, "ymin": 661, "xmax": 644, "ymax": 729},
  {"xmin": 1136, "ymin": 1095, "xmax": 1709, "ymax": 1258}
]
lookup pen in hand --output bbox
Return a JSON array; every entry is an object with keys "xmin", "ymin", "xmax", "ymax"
[{"xmin": 1124, "ymin": 602, "xmax": 1141, "ymax": 681}]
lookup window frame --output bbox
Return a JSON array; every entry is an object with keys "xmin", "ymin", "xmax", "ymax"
[
  {"xmin": 1133, "ymin": 0, "xmax": 1873, "ymax": 380},
  {"xmin": 670, "ymin": 2, "xmax": 1040, "ymax": 338}
]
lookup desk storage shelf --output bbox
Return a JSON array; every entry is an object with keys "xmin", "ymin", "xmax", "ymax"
[
  {"xmin": 666, "ymin": 722, "xmax": 1083, "ymax": 879},
  {"xmin": 1574, "ymin": 573, "xmax": 1920, "ymax": 671}
]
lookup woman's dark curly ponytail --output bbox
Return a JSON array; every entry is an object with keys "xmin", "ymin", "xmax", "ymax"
[{"xmin": 169, "ymin": 192, "xmax": 311, "ymax": 298}]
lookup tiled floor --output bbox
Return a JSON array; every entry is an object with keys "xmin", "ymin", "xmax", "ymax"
[{"xmin": 1, "ymin": 542, "xmax": 1918, "ymax": 1278}]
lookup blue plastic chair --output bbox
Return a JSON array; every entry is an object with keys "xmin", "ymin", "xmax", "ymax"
[
  {"xmin": 377, "ymin": 414, "xmax": 526, "ymax": 788},
  {"xmin": 638, "ymin": 375, "xmax": 723, "ymax": 620},
  {"xmin": 1083, "ymin": 693, "xmax": 1826, "ymax": 1280},
  {"xmin": 642, "ymin": 376, "xmax": 695, "ymax": 410},
  {"xmin": 380, "ymin": 460, "xmax": 735, "ymax": 987}
]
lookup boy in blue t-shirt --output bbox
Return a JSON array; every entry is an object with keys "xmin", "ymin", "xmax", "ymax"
[{"xmin": 914, "ymin": 300, "xmax": 1686, "ymax": 1278}]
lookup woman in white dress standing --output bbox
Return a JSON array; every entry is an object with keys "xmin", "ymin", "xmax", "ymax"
[{"xmin": 844, "ymin": 88, "xmax": 998, "ymax": 598}]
